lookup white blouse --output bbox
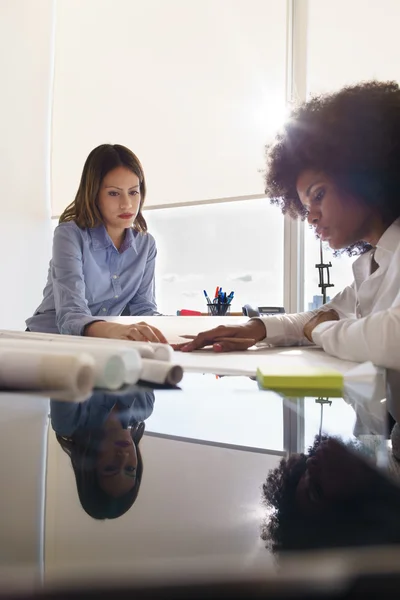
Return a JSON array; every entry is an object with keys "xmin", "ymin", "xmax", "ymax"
[{"xmin": 259, "ymin": 218, "xmax": 400, "ymax": 371}]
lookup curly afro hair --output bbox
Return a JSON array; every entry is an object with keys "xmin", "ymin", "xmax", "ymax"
[
  {"xmin": 261, "ymin": 436, "xmax": 400, "ymax": 553},
  {"xmin": 265, "ymin": 81, "xmax": 400, "ymax": 254}
]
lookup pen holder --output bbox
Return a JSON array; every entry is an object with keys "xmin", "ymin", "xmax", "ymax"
[{"xmin": 207, "ymin": 303, "xmax": 231, "ymax": 316}]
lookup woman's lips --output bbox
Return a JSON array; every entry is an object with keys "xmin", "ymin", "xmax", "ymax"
[
  {"xmin": 316, "ymin": 227, "xmax": 330, "ymax": 241},
  {"xmin": 118, "ymin": 213, "xmax": 134, "ymax": 219}
]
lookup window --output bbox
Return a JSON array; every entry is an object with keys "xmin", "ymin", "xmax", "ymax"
[
  {"xmin": 52, "ymin": 0, "xmax": 287, "ymax": 215},
  {"xmin": 145, "ymin": 199, "xmax": 284, "ymax": 315},
  {"xmin": 304, "ymin": 223, "xmax": 355, "ymax": 311}
]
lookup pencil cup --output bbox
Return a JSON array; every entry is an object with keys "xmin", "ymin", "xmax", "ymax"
[{"xmin": 207, "ymin": 303, "xmax": 231, "ymax": 316}]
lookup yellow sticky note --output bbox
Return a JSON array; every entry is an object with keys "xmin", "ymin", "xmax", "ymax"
[{"xmin": 256, "ymin": 366, "xmax": 344, "ymax": 397}]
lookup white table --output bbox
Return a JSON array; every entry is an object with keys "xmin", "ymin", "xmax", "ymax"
[{"xmin": 104, "ymin": 315, "xmax": 360, "ymax": 377}]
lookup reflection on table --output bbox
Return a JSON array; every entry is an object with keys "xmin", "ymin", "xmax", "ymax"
[
  {"xmin": 0, "ymin": 369, "xmax": 398, "ymax": 591},
  {"xmin": 50, "ymin": 388, "xmax": 155, "ymax": 519}
]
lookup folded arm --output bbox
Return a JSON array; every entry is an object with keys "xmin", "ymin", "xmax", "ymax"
[
  {"xmin": 257, "ymin": 283, "xmax": 357, "ymax": 347},
  {"xmin": 312, "ymin": 306, "xmax": 400, "ymax": 370}
]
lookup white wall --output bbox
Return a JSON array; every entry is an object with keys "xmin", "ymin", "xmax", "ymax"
[{"xmin": 0, "ymin": 0, "xmax": 54, "ymax": 329}]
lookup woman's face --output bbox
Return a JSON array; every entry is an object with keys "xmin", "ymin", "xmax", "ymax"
[
  {"xmin": 96, "ymin": 425, "xmax": 138, "ymax": 497},
  {"xmin": 97, "ymin": 166, "xmax": 141, "ymax": 234},
  {"xmin": 296, "ymin": 170, "xmax": 383, "ymax": 249}
]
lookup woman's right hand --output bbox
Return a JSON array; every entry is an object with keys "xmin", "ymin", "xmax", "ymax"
[
  {"xmin": 85, "ymin": 321, "xmax": 168, "ymax": 343},
  {"xmin": 172, "ymin": 320, "xmax": 266, "ymax": 352}
]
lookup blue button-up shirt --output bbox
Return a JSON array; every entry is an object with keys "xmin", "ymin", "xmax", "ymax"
[
  {"xmin": 50, "ymin": 388, "xmax": 155, "ymax": 436},
  {"xmin": 26, "ymin": 222, "xmax": 158, "ymax": 335}
]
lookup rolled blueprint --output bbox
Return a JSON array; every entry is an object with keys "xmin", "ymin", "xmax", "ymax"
[
  {"xmin": 140, "ymin": 358, "xmax": 183, "ymax": 386},
  {"xmin": 0, "ymin": 350, "xmax": 95, "ymax": 399},
  {"xmin": 0, "ymin": 340, "xmax": 140, "ymax": 390},
  {"xmin": 0, "ymin": 330, "xmax": 173, "ymax": 361}
]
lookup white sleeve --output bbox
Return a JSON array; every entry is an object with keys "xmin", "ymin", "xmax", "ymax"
[
  {"xmin": 312, "ymin": 305, "xmax": 400, "ymax": 370},
  {"xmin": 255, "ymin": 283, "xmax": 357, "ymax": 347}
]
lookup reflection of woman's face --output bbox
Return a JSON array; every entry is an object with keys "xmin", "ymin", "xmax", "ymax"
[
  {"xmin": 295, "ymin": 439, "xmax": 373, "ymax": 516},
  {"xmin": 96, "ymin": 416, "xmax": 138, "ymax": 497}
]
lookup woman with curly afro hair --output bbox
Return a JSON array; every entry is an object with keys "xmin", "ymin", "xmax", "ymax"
[
  {"xmin": 261, "ymin": 434, "xmax": 400, "ymax": 553},
  {"xmin": 175, "ymin": 81, "xmax": 400, "ymax": 378}
]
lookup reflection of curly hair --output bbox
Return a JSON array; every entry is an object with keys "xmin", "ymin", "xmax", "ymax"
[
  {"xmin": 265, "ymin": 81, "xmax": 400, "ymax": 255},
  {"xmin": 261, "ymin": 436, "xmax": 400, "ymax": 553},
  {"xmin": 261, "ymin": 436, "xmax": 322, "ymax": 552}
]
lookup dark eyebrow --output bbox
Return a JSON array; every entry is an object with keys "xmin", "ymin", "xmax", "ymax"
[
  {"xmin": 104, "ymin": 185, "xmax": 140, "ymax": 190},
  {"xmin": 305, "ymin": 181, "xmax": 324, "ymax": 197}
]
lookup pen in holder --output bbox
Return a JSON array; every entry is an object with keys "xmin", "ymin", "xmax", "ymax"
[
  {"xmin": 204, "ymin": 288, "xmax": 234, "ymax": 316},
  {"xmin": 207, "ymin": 303, "xmax": 231, "ymax": 316}
]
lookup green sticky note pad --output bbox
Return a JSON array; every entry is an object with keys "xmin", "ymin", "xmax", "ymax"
[{"xmin": 256, "ymin": 366, "xmax": 344, "ymax": 397}]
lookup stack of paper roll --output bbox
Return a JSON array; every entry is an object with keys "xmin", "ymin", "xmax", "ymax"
[
  {"xmin": 0, "ymin": 339, "xmax": 140, "ymax": 390},
  {"xmin": 0, "ymin": 331, "xmax": 184, "ymax": 396},
  {"xmin": 0, "ymin": 329, "xmax": 173, "ymax": 361},
  {"xmin": 0, "ymin": 349, "xmax": 95, "ymax": 402}
]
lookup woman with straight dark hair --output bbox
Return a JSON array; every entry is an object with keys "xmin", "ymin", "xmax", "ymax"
[
  {"xmin": 27, "ymin": 144, "xmax": 167, "ymax": 343},
  {"xmin": 51, "ymin": 388, "xmax": 154, "ymax": 519}
]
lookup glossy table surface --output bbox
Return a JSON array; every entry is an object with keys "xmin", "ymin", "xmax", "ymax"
[{"xmin": 0, "ymin": 367, "xmax": 398, "ymax": 595}]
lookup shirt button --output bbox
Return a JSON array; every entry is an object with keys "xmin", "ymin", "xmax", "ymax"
[
  {"xmin": 114, "ymin": 295, "xmax": 119, "ymax": 299},
  {"xmin": 113, "ymin": 275, "xmax": 118, "ymax": 279},
  {"xmin": 102, "ymin": 308, "xmax": 107, "ymax": 312}
]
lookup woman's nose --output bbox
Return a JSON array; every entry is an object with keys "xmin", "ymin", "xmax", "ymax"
[
  {"xmin": 119, "ymin": 193, "xmax": 131, "ymax": 208},
  {"xmin": 116, "ymin": 451, "xmax": 130, "ymax": 466},
  {"xmin": 307, "ymin": 209, "xmax": 319, "ymax": 226}
]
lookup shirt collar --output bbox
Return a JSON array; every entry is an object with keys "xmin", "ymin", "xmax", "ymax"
[
  {"xmin": 352, "ymin": 217, "xmax": 400, "ymax": 282},
  {"xmin": 120, "ymin": 227, "xmax": 137, "ymax": 253},
  {"xmin": 372, "ymin": 217, "xmax": 400, "ymax": 270},
  {"xmin": 89, "ymin": 225, "xmax": 137, "ymax": 253},
  {"xmin": 376, "ymin": 217, "xmax": 400, "ymax": 255}
]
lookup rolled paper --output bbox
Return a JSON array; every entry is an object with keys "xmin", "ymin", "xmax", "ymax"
[
  {"xmin": 86, "ymin": 350, "xmax": 126, "ymax": 390},
  {"xmin": 117, "ymin": 350, "xmax": 142, "ymax": 385},
  {"xmin": 0, "ymin": 350, "xmax": 95, "ymax": 399},
  {"xmin": 153, "ymin": 345, "xmax": 174, "ymax": 361},
  {"xmin": 0, "ymin": 340, "xmax": 134, "ymax": 391},
  {"xmin": 0, "ymin": 330, "xmax": 173, "ymax": 360},
  {"xmin": 140, "ymin": 358, "xmax": 183, "ymax": 386}
]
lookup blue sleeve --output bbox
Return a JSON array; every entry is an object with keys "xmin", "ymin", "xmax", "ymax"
[
  {"xmin": 50, "ymin": 395, "xmax": 116, "ymax": 434},
  {"xmin": 50, "ymin": 401, "xmax": 85, "ymax": 436},
  {"xmin": 51, "ymin": 225, "xmax": 102, "ymax": 335},
  {"xmin": 127, "ymin": 235, "xmax": 159, "ymax": 316}
]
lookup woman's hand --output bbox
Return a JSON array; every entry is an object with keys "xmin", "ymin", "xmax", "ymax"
[
  {"xmin": 85, "ymin": 321, "xmax": 168, "ymax": 343},
  {"xmin": 303, "ymin": 309, "xmax": 339, "ymax": 342},
  {"xmin": 172, "ymin": 320, "xmax": 266, "ymax": 353}
]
